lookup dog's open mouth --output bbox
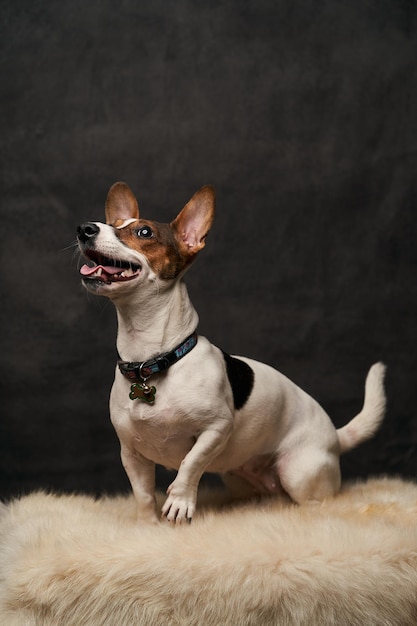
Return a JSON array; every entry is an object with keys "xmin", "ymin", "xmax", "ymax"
[{"xmin": 80, "ymin": 251, "xmax": 141, "ymax": 284}]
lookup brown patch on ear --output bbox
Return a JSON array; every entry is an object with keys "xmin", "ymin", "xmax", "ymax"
[
  {"xmin": 171, "ymin": 185, "xmax": 215, "ymax": 257},
  {"xmin": 105, "ymin": 182, "xmax": 139, "ymax": 225}
]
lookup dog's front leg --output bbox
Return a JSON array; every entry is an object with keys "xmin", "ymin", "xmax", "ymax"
[
  {"xmin": 120, "ymin": 444, "xmax": 159, "ymax": 524},
  {"xmin": 161, "ymin": 419, "xmax": 232, "ymax": 524}
]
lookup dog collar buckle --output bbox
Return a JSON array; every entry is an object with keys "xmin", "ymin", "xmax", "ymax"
[{"xmin": 155, "ymin": 355, "xmax": 171, "ymax": 372}]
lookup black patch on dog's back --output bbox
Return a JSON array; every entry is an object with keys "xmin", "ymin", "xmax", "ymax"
[{"xmin": 222, "ymin": 351, "xmax": 254, "ymax": 410}]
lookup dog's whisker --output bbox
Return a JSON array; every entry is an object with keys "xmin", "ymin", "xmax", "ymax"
[{"xmin": 59, "ymin": 241, "xmax": 79, "ymax": 253}]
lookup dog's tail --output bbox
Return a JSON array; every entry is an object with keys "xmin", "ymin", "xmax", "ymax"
[{"xmin": 337, "ymin": 362, "xmax": 386, "ymax": 454}]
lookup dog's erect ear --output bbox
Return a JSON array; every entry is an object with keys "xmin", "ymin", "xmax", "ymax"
[
  {"xmin": 105, "ymin": 182, "xmax": 139, "ymax": 224},
  {"xmin": 171, "ymin": 186, "xmax": 215, "ymax": 256}
]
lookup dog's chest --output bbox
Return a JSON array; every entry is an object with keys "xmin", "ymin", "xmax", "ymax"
[{"xmin": 110, "ymin": 382, "xmax": 202, "ymax": 467}]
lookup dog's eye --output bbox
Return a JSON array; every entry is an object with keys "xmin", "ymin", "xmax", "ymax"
[{"xmin": 137, "ymin": 226, "xmax": 153, "ymax": 239}]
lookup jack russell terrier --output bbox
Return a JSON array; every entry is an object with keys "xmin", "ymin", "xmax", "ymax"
[{"xmin": 77, "ymin": 182, "xmax": 386, "ymax": 524}]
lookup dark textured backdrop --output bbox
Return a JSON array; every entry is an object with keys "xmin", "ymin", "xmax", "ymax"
[{"xmin": 1, "ymin": 0, "xmax": 416, "ymax": 499}]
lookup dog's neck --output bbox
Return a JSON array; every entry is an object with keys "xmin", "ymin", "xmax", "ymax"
[{"xmin": 113, "ymin": 279, "xmax": 199, "ymax": 362}]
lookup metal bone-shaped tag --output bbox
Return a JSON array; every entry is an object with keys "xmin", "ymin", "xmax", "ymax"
[{"xmin": 129, "ymin": 382, "xmax": 157, "ymax": 404}]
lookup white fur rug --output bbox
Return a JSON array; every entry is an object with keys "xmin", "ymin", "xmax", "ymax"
[{"xmin": 1, "ymin": 477, "xmax": 417, "ymax": 625}]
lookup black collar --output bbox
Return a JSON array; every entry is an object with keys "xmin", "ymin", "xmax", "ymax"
[{"xmin": 118, "ymin": 332, "xmax": 198, "ymax": 383}]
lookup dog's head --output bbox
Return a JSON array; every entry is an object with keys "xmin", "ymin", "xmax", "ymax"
[{"xmin": 77, "ymin": 182, "xmax": 215, "ymax": 297}]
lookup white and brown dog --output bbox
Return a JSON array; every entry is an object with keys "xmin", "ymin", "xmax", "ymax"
[{"xmin": 77, "ymin": 183, "xmax": 386, "ymax": 524}]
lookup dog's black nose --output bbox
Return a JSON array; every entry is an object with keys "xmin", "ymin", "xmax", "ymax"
[{"xmin": 77, "ymin": 222, "xmax": 100, "ymax": 243}]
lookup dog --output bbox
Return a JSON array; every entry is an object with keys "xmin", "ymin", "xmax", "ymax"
[{"xmin": 77, "ymin": 182, "xmax": 386, "ymax": 524}]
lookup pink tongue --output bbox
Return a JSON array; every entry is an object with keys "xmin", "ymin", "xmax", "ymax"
[{"xmin": 80, "ymin": 264, "xmax": 123, "ymax": 277}]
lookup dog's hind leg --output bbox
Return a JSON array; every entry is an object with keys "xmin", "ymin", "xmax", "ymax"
[{"xmin": 277, "ymin": 448, "xmax": 341, "ymax": 504}]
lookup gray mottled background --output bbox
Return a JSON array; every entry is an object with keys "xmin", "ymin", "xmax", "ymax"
[{"xmin": 1, "ymin": 0, "xmax": 416, "ymax": 499}]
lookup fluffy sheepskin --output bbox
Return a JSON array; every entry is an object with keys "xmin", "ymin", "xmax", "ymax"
[{"xmin": 1, "ymin": 478, "xmax": 417, "ymax": 625}]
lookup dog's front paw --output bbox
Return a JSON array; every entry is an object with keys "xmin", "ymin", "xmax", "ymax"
[{"xmin": 161, "ymin": 483, "xmax": 196, "ymax": 524}]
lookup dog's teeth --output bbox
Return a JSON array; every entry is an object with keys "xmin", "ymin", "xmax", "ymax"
[{"xmin": 97, "ymin": 268, "xmax": 103, "ymax": 277}]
